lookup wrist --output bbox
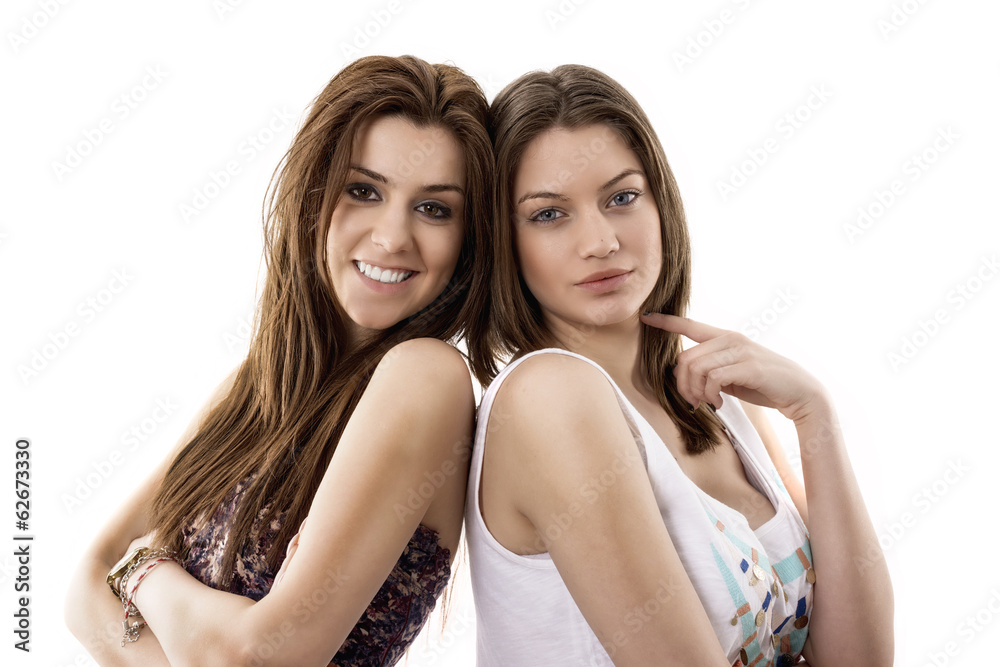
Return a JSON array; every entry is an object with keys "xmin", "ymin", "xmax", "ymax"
[
  {"xmin": 128, "ymin": 558, "xmax": 182, "ymax": 611},
  {"xmin": 116, "ymin": 546, "xmax": 178, "ymax": 647},
  {"xmin": 108, "ymin": 546, "xmax": 150, "ymax": 598},
  {"xmin": 792, "ymin": 395, "xmax": 846, "ymax": 467},
  {"xmin": 786, "ymin": 386, "xmax": 835, "ymax": 427}
]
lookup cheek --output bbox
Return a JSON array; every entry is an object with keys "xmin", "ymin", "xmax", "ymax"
[
  {"xmin": 637, "ymin": 217, "xmax": 663, "ymax": 277},
  {"xmin": 324, "ymin": 225, "xmax": 341, "ymax": 276},
  {"xmin": 326, "ymin": 207, "xmax": 358, "ymax": 259},
  {"xmin": 427, "ymin": 226, "xmax": 465, "ymax": 278},
  {"xmin": 515, "ymin": 232, "xmax": 559, "ymax": 297}
]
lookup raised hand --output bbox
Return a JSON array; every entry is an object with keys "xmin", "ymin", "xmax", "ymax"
[{"xmin": 640, "ymin": 313, "xmax": 828, "ymax": 424}]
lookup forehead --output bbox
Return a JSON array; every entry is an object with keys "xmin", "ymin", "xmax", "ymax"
[
  {"xmin": 351, "ymin": 115, "xmax": 466, "ymax": 187},
  {"xmin": 515, "ymin": 124, "xmax": 642, "ymax": 192}
]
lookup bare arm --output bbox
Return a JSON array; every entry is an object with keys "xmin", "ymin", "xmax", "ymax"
[
  {"xmin": 645, "ymin": 314, "xmax": 894, "ymax": 667},
  {"xmin": 486, "ymin": 354, "xmax": 731, "ymax": 667},
  {"xmin": 64, "ymin": 366, "xmax": 241, "ymax": 665},
  {"xmin": 120, "ymin": 339, "xmax": 475, "ymax": 667},
  {"xmin": 64, "ymin": 475, "xmax": 172, "ymax": 666},
  {"xmin": 789, "ymin": 399, "xmax": 893, "ymax": 667}
]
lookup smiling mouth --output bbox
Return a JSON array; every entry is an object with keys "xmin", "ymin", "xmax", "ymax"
[{"xmin": 355, "ymin": 261, "xmax": 415, "ymax": 284}]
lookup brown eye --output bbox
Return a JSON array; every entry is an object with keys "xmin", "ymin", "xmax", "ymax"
[
  {"xmin": 416, "ymin": 201, "xmax": 452, "ymax": 219},
  {"xmin": 347, "ymin": 184, "xmax": 380, "ymax": 201}
]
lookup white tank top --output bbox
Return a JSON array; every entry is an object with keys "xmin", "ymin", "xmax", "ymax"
[{"xmin": 466, "ymin": 348, "xmax": 815, "ymax": 666}]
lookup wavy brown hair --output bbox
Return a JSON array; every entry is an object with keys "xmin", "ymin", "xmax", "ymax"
[
  {"xmin": 474, "ymin": 64, "xmax": 722, "ymax": 453},
  {"xmin": 148, "ymin": 55, "xmax": 493, "ymax": 582}
]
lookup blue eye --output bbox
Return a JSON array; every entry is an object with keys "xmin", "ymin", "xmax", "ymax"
[
  {"xmin": 609, "ymin": 190, "xmax": 640, "ymax": 207},
  {"xmin": 528, "ymin": 208, "xmax": 564, "ymax": 224},
  {"xmin": 347, "ymin": 183, "xmax": 381, "ymax": 201}
]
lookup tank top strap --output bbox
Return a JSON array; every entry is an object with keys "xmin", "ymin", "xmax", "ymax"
[
  {"xmin": 479, "ymin": 348, "xmax": 649, "ymax": 469},
  {"xmin": 714, "ymin": 397, "xmax": 801, "ymax": 521}
]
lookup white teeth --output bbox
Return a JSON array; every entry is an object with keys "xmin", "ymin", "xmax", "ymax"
[{"xmin": 355, "ymin": 261, "xmax": 413, "ymax": 284}]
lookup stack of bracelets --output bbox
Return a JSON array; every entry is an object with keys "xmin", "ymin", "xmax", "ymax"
[{"xmin": 109, "ymin": 547, "xmax": 178, "ymax": 647}]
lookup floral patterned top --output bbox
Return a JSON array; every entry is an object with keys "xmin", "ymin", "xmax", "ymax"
[{"xmin": 181, "ymin": 475, "xmax": 452, "ymax": 666}]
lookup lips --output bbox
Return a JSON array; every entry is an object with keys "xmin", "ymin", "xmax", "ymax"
[
  {"xmin": 576, "ymin": 269, "xmax": 632, "ymax": 293},
  {"xmin": 354, "ymin": 260, "xmax": 415, "ymax": 284},
  {"xmin": 577, "ymin": 269, "xmax": 630, "ymax": 284}
]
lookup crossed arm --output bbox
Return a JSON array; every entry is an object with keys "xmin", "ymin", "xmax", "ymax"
[{"xmin": 65, "ymin": 338, "xmax": 475, "ymax": 666}]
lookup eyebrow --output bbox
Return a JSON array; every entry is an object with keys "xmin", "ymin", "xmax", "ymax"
[
  {"xmin": 599, "ymin": 168, "xmax": 645, "ymax": 192},
  {"xmin": 349, "ymin": 165, "xmax": 464, "ymax": 196},
  {"xmin": 350, "ymin": 165, "xmax": 388, "ymax": 184},
  {"xmin": 516, "ymin": 168, "xmax": 645, "ymax": 206},
  {"xmin": 516, "ymin": 191, "xmax": 569, "ymax": 206}
]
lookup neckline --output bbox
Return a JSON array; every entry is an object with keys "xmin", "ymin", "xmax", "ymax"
[
  {"xmin": 611, "ymin": 391, "xmax": 783, "ymax": 536},
  {"xmin": 493, "ymin": 349, "xmax": 786, "ymax": 537}
]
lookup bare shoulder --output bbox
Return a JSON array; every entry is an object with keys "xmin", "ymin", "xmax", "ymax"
[
  {"xmin": 371, "ymin": 338, "xmax": 472, "ymax": 396},
  {"xmin": 355, "ymin": 338, "xmax": 474, "ymax": 461},
  {"xmin": 482, "ymin": 352, "xmax": 649, "ymax": 556},
  {"xmin": 488, "ymin": 352, "xmax": 635, "ymax": 469},
  {"xmin": 493, "ymin": 352, "xmax": 617, "ymax": 420}
]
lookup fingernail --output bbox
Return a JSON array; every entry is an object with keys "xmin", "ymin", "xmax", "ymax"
[{"xmin": 299, "ymin": 518, "xmax": 308, "ymax": 532}]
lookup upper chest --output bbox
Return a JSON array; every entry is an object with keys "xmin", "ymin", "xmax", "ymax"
[{"xmin": 624, "ymin": 392, "xmax": 778, "ymax": 531}]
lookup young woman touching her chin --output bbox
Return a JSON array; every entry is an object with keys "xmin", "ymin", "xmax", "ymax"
[
  {"xmin": 64, "ymin": 55, "xmax": 493, "ymax": 666},
  {"xmin": 465, "ymin": 65, "xmax": 892, "ymax": 666}
]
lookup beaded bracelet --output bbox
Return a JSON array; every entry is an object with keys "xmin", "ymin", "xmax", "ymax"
[
  {"xmin": 118, "ymin": 548, "xmax": 175, "ymax": 605},
  {"xmin": 119, "ymin": 548, "xmax": 177, "ymax": 647}
]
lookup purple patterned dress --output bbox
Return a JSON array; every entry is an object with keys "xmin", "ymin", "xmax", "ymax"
[{"xmin": 181, "ymin": 475, "xmax": 452, "ymax": 666}]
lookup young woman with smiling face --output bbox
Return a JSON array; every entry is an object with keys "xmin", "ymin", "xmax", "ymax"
[
  {"xmin": 466, "ymin": 65, "xmax": 893, "ymax": 666},
  {"xmin": 64, "ymin": 55, "xmax": 493, "ymax": 666},
  {"xmin": 326, "ymin": 118, "xmax": 467, "ymax": 337}
]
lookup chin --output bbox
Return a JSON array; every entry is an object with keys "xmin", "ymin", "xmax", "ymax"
[
  {"xmin": 578, "ymin": 301, "xmax": 641, "ymax": 328},
  {"xmin": 344, "ymin": 309, "xmax": 406, "ymax": 333}
]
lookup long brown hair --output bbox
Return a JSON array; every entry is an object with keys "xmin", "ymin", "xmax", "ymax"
[
  {"xmin": 475, "ymin": 64, "xmax": 722, "ymax": 454},
  {"xmin": 149, "ymin": 55, "xmax": 493, "ymax": 581}
]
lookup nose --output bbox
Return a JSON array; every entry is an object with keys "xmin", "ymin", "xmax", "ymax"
[
  {"xmin": 370, "ymin": 204, "xmax": 414, "ymax": 254},
  {"xmin": 578, "ymin": 208, "xmax": 619, "ymax": 258}
]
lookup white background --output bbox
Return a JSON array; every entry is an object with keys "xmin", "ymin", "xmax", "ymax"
[{"xmin": 2, "ymin": 0, "xmax": 998, "ymax": 665}]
